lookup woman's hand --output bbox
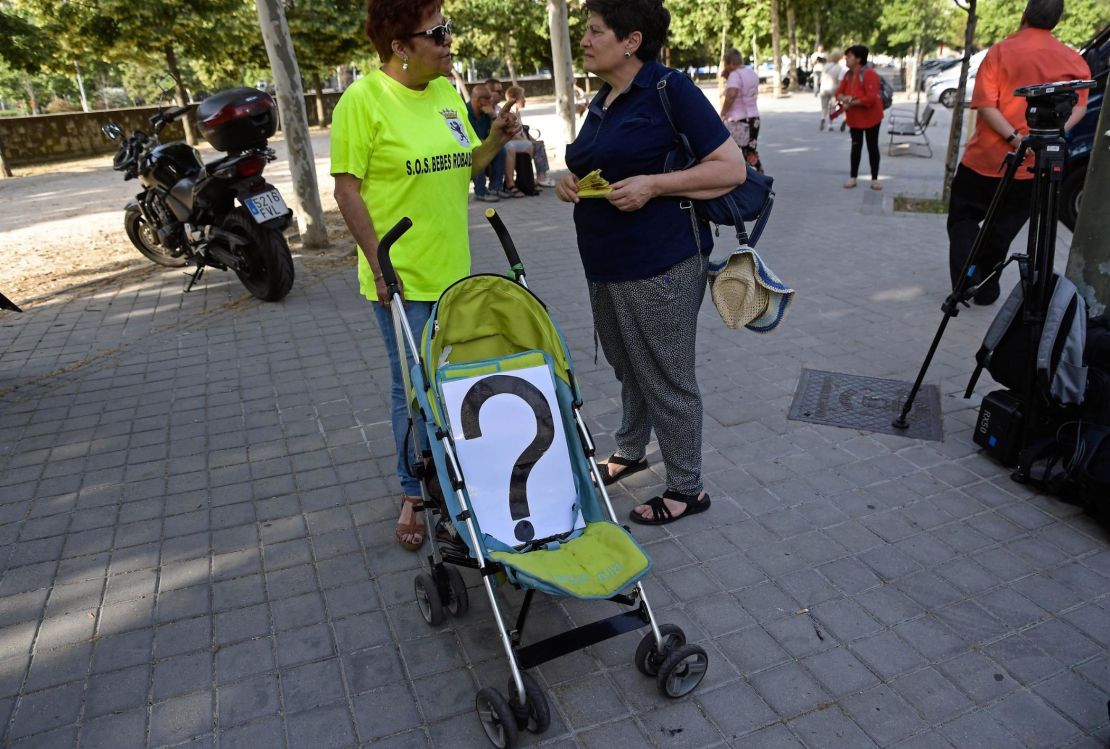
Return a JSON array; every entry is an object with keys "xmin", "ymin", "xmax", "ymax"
[
  {"xmin": 555, "ymin": 172, "xmax": 580, "ymax": 203},
  {"xmin": 606, "ymin": 175, "xmax": 657, "ymax": 212},
  {"xmin": 375, "ymin": 272, "xmax": 403, "ymax": 310},
  {"xmin": 489, "ymin": 108, "xmax": 522, "ymax": 147}
]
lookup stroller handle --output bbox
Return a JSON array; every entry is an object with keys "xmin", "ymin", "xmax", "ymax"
[
  {"xmin": 484, "ymin": 209, "xmax": 524, "ymax": 282},
  {"xmin": 376, "ymin": 217, "xmax": 413, "ymax": 294}
]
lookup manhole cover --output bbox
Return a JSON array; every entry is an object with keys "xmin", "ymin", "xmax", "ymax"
[{"xmin": 788, "ymin": 369, "xmax": 943, "ymax": 441}]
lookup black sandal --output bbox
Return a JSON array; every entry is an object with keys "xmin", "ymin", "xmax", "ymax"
[
  {"xmin": 599, "ymin": 454, "xmax": 649, "ymax": 486},
  {"xmin": 629, "ymin": 490, "xmax": 711, "ymax": 525}
]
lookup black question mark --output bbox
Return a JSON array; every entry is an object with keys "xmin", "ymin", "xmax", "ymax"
[{"xmin": 459, "ymin": 375, "xmax": 555, "ymax": 543}]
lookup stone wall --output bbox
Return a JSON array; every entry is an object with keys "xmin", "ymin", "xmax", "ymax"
[{"xmin": 0, "ymin": 92, "xmax": 343, "ymax": 168}]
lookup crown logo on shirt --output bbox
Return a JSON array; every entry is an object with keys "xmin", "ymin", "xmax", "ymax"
[{"xmin": 439, "ymin": 108, "xmax": 459, "ymax": 121}]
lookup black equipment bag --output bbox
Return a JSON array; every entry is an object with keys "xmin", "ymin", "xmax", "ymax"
[
  {"xmin": 513, "ymin": 152, "xmax": 538, "ymax": 196},
  {"xmin": 657, "ymin": 71, "xmax": 775, "ymax": 247},
  {"xmin": 1019, "ymin": 421, "xmax": 1110, "ymax": 520}
]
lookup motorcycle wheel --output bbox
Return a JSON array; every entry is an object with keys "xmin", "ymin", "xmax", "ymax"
[
  {"xmin": 124, "ymin": 208, "xmax": 187, "ymax": 268},
  {"xmin": 223, "ymin": 208, "xmax": 295, "ymax": 302}
]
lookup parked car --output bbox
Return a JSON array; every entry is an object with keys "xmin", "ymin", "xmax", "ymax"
[
  {"xmin": 927, "ymin": 49, "xmax": 988, "ymax": 108},
  {"xmin": 1060, "ymin": 23, "xmax": 1110, "ymax": 231},
  {"xmin": 919, "ymin": 56, "xmax": 963, "ymax": 87}
]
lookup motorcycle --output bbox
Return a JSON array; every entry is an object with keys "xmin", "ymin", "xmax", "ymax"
[{"xmin": 102, "ymin": 86, "xmax": 294, "ymax": 301}]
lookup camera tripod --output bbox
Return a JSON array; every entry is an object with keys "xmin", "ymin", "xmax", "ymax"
[{"xmin": 892, "ymin": 81, "xmax": 1093, "ymax": 478}]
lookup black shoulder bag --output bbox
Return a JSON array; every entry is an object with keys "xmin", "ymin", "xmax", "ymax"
[{"xmin": 657, "ymin": 71, "xmax": 775, "ymax": 247}]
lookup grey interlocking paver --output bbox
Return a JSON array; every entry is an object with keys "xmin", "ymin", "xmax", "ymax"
[
  {"xmin": 751, "ymin": 661, "xmax": 830, "ymax": 718},
  {"xmin": 2, "ymin": 90, "xmax": 1108, "ymax": 748}
]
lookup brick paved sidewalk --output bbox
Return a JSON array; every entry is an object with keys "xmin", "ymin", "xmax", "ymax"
[{"xmin": 0, "ymin": 90, "xmax": 1106, "ymax": 749}]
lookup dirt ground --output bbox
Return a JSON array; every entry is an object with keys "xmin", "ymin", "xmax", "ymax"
[{"xmin": 0, "ymin": 130, "xmax": 352, "ymax": 307}]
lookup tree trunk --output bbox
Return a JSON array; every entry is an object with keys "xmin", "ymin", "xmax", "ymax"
[
  {"xmin": 22, "ymin": 75, "xmax": 38, "ymax": 115},
  {"xmin": 312, "ymin": 70, "xmax": 327, "ymax": 128},
  {"xmin": 942, "ymin": 0, "xmax": 977, "ymax": 205},
  {"xmin": 719, "ymin": 0, "xmax": 729, "ymax": 99},
  {"xmin": 1066, "ymin": 91, "xmax": 1110, "ymax": 315},
  {"xmin": 814, "ymin": 13, "xmax": 822, "ymax": 59},
  {"xmin": 503, "ymin": 33, "xmax": 518, "ymax": 87},
  {"xmin": 164, "ymin": 45, "xmax": 197, "ymax": 145},
  {"xmin": 787, "ymin": 4, "xmax": 798, "ymax": 88},
  {"xmin": 0, "ymin": 137, "xmax": 13, "ymax": 179},
  {"xmin": 770, "ymin": 0, "xmax": 783, "ymax": 96},
  {"xmin": 547, "ymin": 0, "xmax": 576, "ymax": 143},
  {"xmin": 74, "ymin": 62, "xmax": 90, "ymax": 113},
  {"xmin": 255, "ymin": 0, "xmax": 329, "ymax": 249},
  {"xmin": 752, "ymin": 34, "xmax": 760, "ymax": 77}
]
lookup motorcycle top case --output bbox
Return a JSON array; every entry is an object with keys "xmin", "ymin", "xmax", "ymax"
[{"xmin": 197, "ymin": 88, "xmax": 276, "ymax": 153}]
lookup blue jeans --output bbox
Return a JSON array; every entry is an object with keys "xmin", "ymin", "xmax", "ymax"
[
  {"xmin": 472, "ymin": 149, "xmax": 506, "ymax": 195},
  {"xmin": 372, "ymin": 300, "xmax": 434, "ymax": 496}
]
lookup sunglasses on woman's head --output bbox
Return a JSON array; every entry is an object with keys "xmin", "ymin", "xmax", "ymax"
[{"xmin": 409, "ymin": 19, "xmax": 452, "ymax": 46}]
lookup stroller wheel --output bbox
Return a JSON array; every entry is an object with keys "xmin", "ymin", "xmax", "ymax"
[
  {"xmin": 476, "ymin": 686, "xmax": 519, "ymax": 749},
  {"xmin": 657, "ymin": 644, "xmax": 709, "ymax": 698},
  {"xmin": 634, "ymin": 624, "xmax": 686, "ymax": 677},
  {"xmin": 414, "ymin": 573, "xmax": 445, "ymax": 626},
  {"xmin": 444, "ymin": 565, "xmax": 469, "ymax": 617},
  {"xmin": 507, "ymin": 672, "xmax": 550, "ymax": 734}
]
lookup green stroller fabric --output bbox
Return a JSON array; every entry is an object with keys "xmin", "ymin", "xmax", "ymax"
[{"xmin": 489, "ymin": 521, "xmax": 651, "ymax": 599}]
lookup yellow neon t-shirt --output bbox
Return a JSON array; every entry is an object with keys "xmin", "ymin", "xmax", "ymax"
[{"xmin": 330, "ymin": 71, "xmax": 478, "ymax": 302}]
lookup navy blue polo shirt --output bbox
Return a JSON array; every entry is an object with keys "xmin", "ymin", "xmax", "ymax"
[
  {"xmin": 466, "ymin": 101, "xmax": 492, "ymax": 140},
  {"xmin": 565, "ymin": 61, "xmax": 729, "ymax": 283}
]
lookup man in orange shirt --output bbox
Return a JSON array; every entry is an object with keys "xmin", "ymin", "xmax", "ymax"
[{"xmin": 947, "ymin": 0, "xmax": 1090, "ymax": 304}]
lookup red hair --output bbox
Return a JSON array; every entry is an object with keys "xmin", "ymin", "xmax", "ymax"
[{"xmin": 364, "ymin": 0, "xmax": 442, "ymax": 63}]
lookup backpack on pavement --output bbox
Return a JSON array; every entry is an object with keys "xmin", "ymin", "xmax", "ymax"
[{"xmin": 966, "ymin": 273, "xmax": 1088, "ymax": 408}]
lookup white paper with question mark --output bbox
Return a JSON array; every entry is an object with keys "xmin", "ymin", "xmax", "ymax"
[{"xmin": 441, "ymin": 366, "xmax": 583, "ymax": 548}]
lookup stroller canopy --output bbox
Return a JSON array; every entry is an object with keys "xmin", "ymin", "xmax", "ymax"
[{"xmin": 422, "ymin": 275, "xmax": 575, "ymax": 423}]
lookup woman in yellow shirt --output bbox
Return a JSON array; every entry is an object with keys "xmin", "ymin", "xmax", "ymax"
[{"xmin": 332, "ymin": 0, "xmax": 519, "ymax": 550}]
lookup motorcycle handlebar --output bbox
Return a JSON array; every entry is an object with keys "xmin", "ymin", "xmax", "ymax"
[
  {"xmin": 164, "ymin": 106, "xmax": 190, "ymax": 122},
  {"xmin": 376, "ymin": 217, "xmax": 413, "ymax": 297}
]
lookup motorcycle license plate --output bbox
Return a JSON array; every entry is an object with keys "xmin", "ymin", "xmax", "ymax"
[{"xmin": 243, "ymin": 189, "xmax": 288, "ymax": 223}]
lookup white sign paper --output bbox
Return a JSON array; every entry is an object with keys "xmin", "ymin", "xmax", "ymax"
[{"xmin": 441, "ymin": 366, "xmax": 583, "ymax": 547}]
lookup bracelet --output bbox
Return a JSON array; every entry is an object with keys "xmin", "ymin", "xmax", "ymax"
[{"xmin": 1006, "ymin": 130, "xmax": 1020, "ymax": 143}]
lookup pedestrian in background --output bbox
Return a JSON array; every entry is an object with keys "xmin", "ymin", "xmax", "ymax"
[
  {"xmin": 818, "ymin": 50, "xmax": 844, "ymax": 131},
  {"xmin": 465, "ymin": 84, "xmax": 508, "ymax": 202},
  {"xmin": 720, "ymin": 48, "xmax": 764, "ymax": 172},
  {"xmin": 836, "ymin": 44, "xmax": 884, "ymax": 190},
  {"xmin": 556, "ymin": 0, "xmax": 746, "ymax": 526}
]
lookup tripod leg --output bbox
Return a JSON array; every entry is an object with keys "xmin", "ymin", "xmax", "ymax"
[
  {"xmin": 894, "ymin": 149, "xmax": 1029, "ymax": 430},
  {"xmin": 893, "ymin": 316, "xmax": 953, "ymax": 429}
]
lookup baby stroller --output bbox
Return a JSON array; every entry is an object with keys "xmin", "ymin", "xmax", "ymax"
[{"xmin": 377, "ymin": 212, "xmax": 709, "ymax": 748}]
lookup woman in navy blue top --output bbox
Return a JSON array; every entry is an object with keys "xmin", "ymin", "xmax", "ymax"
[{"xmin": 555, "ymin": 0, "xmax": 745, "ymax": 526}]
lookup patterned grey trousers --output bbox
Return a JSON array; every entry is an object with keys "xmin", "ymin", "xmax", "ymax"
[{"xmin": 588, "ymin": 252, "xmax": 708, "ymax": 494}]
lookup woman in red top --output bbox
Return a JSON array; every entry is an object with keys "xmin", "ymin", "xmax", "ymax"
[{"xmin": 835, "ymin": 44, "xmax": 884, "ymax": 190}]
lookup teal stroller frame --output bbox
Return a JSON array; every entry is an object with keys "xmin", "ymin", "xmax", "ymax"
[{"xmin": 376, "ymin": 213, "xmax": 710, "ymax": 748}]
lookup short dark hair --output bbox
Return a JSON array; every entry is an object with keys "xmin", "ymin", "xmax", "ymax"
[
  {"xmin": 583, "ymin": 0, "xmax": 670, "ymax": 62},
  {"xmin": 846, "ymin": 44, "xmax": 869, "ymax": 64},
  {"xmin": 1022, "ymin": 0, "xmax": 1063, "ymax": 29},
  {"xmin": 364, "ymin": 0, "xmax": 441, "ymax": 63}
]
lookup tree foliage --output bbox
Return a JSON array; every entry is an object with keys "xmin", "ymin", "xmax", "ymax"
[
  {"xmin": 286, "ymin": 0, "xmax": 364, "ymax": 81},
  {"xmin": 0, "ymin": 4, "xmax": 52, "ymax": 73}
]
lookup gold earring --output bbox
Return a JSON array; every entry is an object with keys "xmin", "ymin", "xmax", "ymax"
[{"xmin": 401, "ymin": 56, "xmax": 409, "ymax": 71}]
